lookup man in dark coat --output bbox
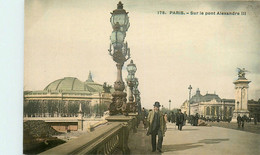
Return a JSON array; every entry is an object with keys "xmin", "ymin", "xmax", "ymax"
[
  {"xmin": 171, "ymin": 112, "xmax": 175, "ymax": 123},
  {"xmin": 194, "ymin": 113, "xmax": 199, "ymax": 126},
  {"xmin": 254, "ymin": 115, "xmax": 257, "ymax": 125},
  {"xmin": 237, "ymin": 114, "xmax": 242, "ymax": 128},
  {"xmin": 147, "ymin": 102, "xmax": 167, "ymax": 152},
  {"xmin": 176, "ymin": 109, "xmax": 184, "ymax": 130},
  {"xmin": 241, "ymin": 115, "xmax": 247, "ymax": 128}
]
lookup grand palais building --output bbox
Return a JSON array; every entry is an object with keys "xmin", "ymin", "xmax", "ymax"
[{"xmin": 24, "ymin": 72, "xmax": 113, "ymax": 117}]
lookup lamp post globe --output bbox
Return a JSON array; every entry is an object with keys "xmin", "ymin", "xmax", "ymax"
[
  {"xmin": 110, "ymin": 1, "xmax": 130, "ymax": 32},
  {"xmin": 126, "ymin": 60, "xmax": 137, "ymax": 75},
  {"xmin": 110, "ymin": 27, "xmax": 125, "ymax": 49}
]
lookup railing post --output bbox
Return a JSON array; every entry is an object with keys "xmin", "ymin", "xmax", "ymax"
[
  {"xmin": 128, "ymin": 113, "xmax": 138, "ymax": 133},
  {"xmin": 105, "ymin": 115, "xmax": 135, "ymax": 154},
  {"xmin": 119, "ymin": 122, "xmax": 130, "ymax": 154}
]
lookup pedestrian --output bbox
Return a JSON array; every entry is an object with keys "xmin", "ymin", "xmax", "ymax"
[
  {"xmin": 167, "ymin": 112, "xmax": 171, "ymax": 123},
  {"xmin": 183, "ymin": 111, "xmax": 187, "ymax": 126},
  {"xmin": 142, "ymin": 107, "xmax": 148, "ymax": 129},
  {"xmin": 241, "ymin": 115, "xmax": 246, "ymax": 128},
  {"xmin": 194, "ymin": 113, "xmax": 199, "ymax": 126},
  {"xmin": 254, "ymin": 115, "xmax": 257, "ymax": 125},
  {"xmin": 171, "ymin": 112, "xmax": 175, "ymax": 123},
  {"xmin": 237, "ymin": 114, "xmax": 242, "ymax": 128},
  {"xmin": 176, "ymin": 109, "xmax": 184, "ymax": 130},
  {"xmin": 146, "ymin": 101, "xmax": 167, "ymax": 153}
]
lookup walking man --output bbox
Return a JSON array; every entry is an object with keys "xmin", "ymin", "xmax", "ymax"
[
  {"xmin": 147, "ymin": 102, "xmax": 167, "ymax": 152},
  {"xmin": 241, "ymin": 115, "xmax": 246, "ymax": 128},
  {"xmin": 237, "ymin": 114, "xmax": 242, "ymax": 128},
  {"xmin": 176, "ymin": 109, "xmax": 184, "ymax": 130}
]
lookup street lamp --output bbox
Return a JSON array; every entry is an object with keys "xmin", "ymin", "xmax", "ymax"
[
  {"xmin": 169, "ymin": 99, "xmax": 171, "ymax": 110},
  {"xmin": 126, "ymin": 60, "xmax": 137, "ymax": 112},
  {"xmin": 188, "ymin": 85, "xmax": 192, "ymax": 117},
  {"xmin": 108, "ymin": 1, "xmax": 131, "ymax": 115}
]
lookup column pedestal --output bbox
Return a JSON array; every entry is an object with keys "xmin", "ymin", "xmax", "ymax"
[{"xmin": 231, "ymin": 77, "xmax": 251, "ymax": 122}]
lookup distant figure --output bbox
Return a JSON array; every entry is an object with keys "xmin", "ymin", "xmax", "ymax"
[
  {"xmin": 183, "ymin": 112, "xmax": 187, "ymax": 125},
  {"xmin": 194, "ymin": 113, "xmax": 199, "ymax": 126},
  {"xmin": 142, "ymin": 107, "xmax": 148, "ymax": 129},
  {"xmin": 237, "ymin": 114, "xmax": 242, "ymax": 128},
  {"xmin": 171, "ymin": 112, "xmax": 175, "ymax": 123},
  {"xmin": 176, "ymin": 109, "xmax": 184, "ymax": 130},
  {"xmin": 190, "ymin": 115, "xmax": 195, "ymax": 126},
  {"xmin": 242, "ymin": 115, "xmax": 247, "ymax": 128},
  {"xmin": 254, "ymin": 115, "xmax": 257, "ymax": 125},
  {"xmin": 217, "ymin": 116, "xmax": 220, "ymax": 122},
  {"xmin": 228, "ymin": 116, "xmax": 232, "ymax": 123},
  {"xmin": 167, "ymin": 112, "xmax": 171, "ymax": 123},
  {"xmin": 146, "ymin": 102, "xmax": 167, "ymax": 153}
]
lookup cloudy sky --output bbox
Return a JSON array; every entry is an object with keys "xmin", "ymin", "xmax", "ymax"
[{"xmin": 24, "ymin": 0, "xmax": 260, "ymax": 109}]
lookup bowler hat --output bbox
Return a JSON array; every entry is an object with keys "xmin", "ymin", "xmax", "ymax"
[{"xmin": 153, "ymin": 101, "xmax": 161, "ymax": 107}]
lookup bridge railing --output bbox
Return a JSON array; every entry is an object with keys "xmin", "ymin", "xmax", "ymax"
[{"xmin": 40, "ymin": 120, "xmax": 132, "ymax": 155}]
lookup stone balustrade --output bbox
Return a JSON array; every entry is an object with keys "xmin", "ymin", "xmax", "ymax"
[{"xmin": 40, "ymin": 116, "xmax": 135, "ymax": 154}]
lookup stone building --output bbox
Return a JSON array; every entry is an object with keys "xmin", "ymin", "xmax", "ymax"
[
  {"xmin": 24, "ymin": 72, "xmax": 112, "ymax": 117},
  {"xmin": 180, "ymin": 89, "xmax": 235, "ymax": 119},
  {"xmin": 248, "ymin": 99, "xmax": 260, "ymax": 121}
]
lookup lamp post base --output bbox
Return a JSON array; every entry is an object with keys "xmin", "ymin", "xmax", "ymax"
[{"xmin": 109, "ymin": 90, "xmax": 128, "ymax": 115}]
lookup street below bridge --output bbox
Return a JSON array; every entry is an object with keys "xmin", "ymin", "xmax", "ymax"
[{"xmin": 129, "ymin": 122, "xmax": 260, "ymax": 155}]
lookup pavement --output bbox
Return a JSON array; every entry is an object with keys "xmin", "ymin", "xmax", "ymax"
[
  {"xmin": 128, "ymin": 122, "xmax": 260, "ymax": 155},
  {"xmin": 207, "ymin": 121, "xmax": 260, "ymax": 134}
]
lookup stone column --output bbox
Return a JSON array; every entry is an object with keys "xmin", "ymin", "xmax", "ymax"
[{"xmin": 232, "ymin": 77, "xmax": 251, "ymax": 122}]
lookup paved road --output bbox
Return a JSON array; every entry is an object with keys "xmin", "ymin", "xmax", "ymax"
[
  {"xmin": 129, "ymin": 122, "xmax": 260, "ymax": 155},
  {"xmin": 207, "ymin": 121, "xmax": 260, "ymax": 134}
]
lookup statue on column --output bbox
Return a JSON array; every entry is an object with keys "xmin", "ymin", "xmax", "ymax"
[{"xmin": 237, "ymin": 68, "xmax": 249, "ymax": 78}]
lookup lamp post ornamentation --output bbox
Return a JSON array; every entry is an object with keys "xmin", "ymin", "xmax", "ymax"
[
  {"xmin": 126, "ymin": 60, "xmax": 137, "ymax": 113},
  {"xmin": 188, "ymin": 85, "xmax": 192, "ymax": 117},
  {"xmin": 108, "ymin": 1, "xmax": 131, "ymax": 115}
]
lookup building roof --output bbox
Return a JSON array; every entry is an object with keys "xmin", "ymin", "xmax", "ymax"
[
  {"xmin": 44, "ymin": 76, "xmax": 103, "ymax": 93},
  {"xmin": 190, "ymin": 89, "xmax": 203, "ymax": 103},
  {"xmin": 202, "ymin": 94, "xmax": 221, "ymax": 102},
  {"xmin": 44, "ymin": 77, "xmax": 85, "ymax": 91},
  {"xmin": 190, "ymin": 88, "xmax": 221, "ymax": 103}
]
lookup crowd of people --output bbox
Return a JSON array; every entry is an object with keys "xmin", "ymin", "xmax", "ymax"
[{"xmin": 140, "ymin": 101, "xmax": 258, "ymax": 153}]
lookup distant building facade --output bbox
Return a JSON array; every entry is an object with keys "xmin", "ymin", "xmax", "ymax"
[
  {"xmin": 181, "ymin": 88, "xmax": 259, "ymax": 120},
  {"xmin": 181, "ymin": 89, "xmax": 235, "ymax": 119},
  {"xmin": 248, "ymin": 99, "xmax": 260, "ymax": 121},
  {"xmin": 24, "ymin": 72, "xmax": 112, "ymax": 117}
]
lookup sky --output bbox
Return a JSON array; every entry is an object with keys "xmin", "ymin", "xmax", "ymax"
[{"xmin": 24, "ymin": 0, "xmax": 260, "ymax": 109}]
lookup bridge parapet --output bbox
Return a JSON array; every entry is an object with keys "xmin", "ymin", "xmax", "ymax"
[{"xmin": 40, "ymin": 116, "xmax": 136, "ymax": 154}]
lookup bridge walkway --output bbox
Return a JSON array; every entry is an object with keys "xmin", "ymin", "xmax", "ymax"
[{"xmin": 128, "ymin": 122, "xmax": 260, "ymax": 155}]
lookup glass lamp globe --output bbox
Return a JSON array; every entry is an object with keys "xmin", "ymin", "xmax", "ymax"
[
  {"xmin": 110, "ymin": 30, "xmax": 125, "ymax": 49},
  {"xmin": 127, "ymin": 60, "xmax": 137, "ymax": 74},
  {"xmin": 110, "ymin": 1, "xmax": 130, "ymax": 32}
]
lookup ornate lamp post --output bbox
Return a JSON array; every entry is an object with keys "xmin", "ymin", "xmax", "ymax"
[
  {"xmin": 169, "ymin": 99, "xmax": 171, "ymax": 110},
  {"xmin": 188, "ymin": 85, "xmax": 192, "ymax": 117},
  {"xmin": 133, "ymin": 84, "xmax": 141, "ymax": 114},
  {"xmin": 126, "ymin": 60, "xmax": 137, "ymax": 112},
  {"xmin": 108, "ymin": 1, "xmax": 131, "ymax": 115}
]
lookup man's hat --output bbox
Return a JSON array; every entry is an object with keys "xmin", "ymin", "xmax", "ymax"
[{"xmin": 153, "ymin": 101, "xmax": 161, "ymax": 108}]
